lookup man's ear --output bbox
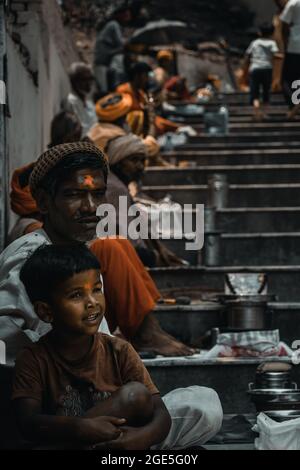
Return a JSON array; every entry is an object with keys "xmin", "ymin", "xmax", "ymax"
[
  {"xmin": 34, "ymin": 302, "xmax": 54, "ymax": 324},
  {"xmin": 34, "ymin": 188, "xmax": 50, "ymax": 215}
]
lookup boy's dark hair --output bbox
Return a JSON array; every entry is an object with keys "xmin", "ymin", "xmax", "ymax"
[
  {"xmin": 39, "ymin": 152, "xmax": 107, "ymax": 198},
  {"xmin": 128, "ymin": 62, "xmax": 152, "ymax": 81},
  {"xmin": 259, "ymin": 22, "xmax": 275, "ymax": 38},
  {"xmin": 20, "ymin": 245, "xmax": 101, "ymax": 304}
]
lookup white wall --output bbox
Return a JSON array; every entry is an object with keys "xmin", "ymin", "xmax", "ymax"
[{"xmin": 6, "ymin": 4, "xmax": 74, "ymax": 230}]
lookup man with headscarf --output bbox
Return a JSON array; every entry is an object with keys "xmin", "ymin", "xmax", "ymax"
[
  {"xmin": 8, "ymin": 164, "xmax": 43, "ymax": 244},
  {"xmin": 0, "ymin": 142, "xmax": 194, "ymax": 367},
  {"xmin": 89, "ymin": 92, "xmax": 162, "ymax": 165},
  {"xmin": 105, "ymin": 133, "xmax": 188, "ymax": 268},
  {"xmin": 63, "ymin": 63, "xmax": 98, "ymax": 136}
]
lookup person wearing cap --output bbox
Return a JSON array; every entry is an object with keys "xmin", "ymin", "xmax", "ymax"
[
  {"xmin": 94, "ymin": 5, "xmax": 132, "ymax": 94},
  {"xmin": 63, "ymin": 63, "xmax": 98, "ymax": 136},
  {"xmin": 0, "ymin": 142, "xmax": 195, "ymax": 366},
  {"xmin": 8, "ymin": 112, "xmax": 85, "ymax": 245}
]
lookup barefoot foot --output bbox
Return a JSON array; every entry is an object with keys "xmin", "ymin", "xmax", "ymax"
[{"xmin": 131, "ymin": 313, "xmax": 196, "ymax": 357}]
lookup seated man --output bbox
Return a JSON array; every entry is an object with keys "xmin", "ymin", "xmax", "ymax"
[
  {"xmin": 63, "ymin": 63, "xmax": 98, "ymax": 136},
  {"xmin": 0, "ymin": 142, "xmax": 194, "ymax": 366},
  {"xmin": 105, "ymin": 133, "xmax": 186, "ymax": 267},
  {"xmin": 13, "ymin": 244, "xmax": 223, "ymax": 449}
]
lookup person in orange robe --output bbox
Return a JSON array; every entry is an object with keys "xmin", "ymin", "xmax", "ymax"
[{"xmin": 117, "ymin": 62, "xmax": 180, "ymax": 137}]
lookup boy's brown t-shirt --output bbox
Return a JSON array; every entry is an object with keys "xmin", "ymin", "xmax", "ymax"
[{"xmin": 12, "ymin": 333, "xmax": 159, "ymax": 417}]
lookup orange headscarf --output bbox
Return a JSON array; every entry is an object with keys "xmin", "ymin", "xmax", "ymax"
[
  {"xmin": 95, "ymin": 93, "xmax": 133, "ymax": 122},
  {"xmin": 10, "ymin": 163, "xmax": 38, "ymax": 216}
]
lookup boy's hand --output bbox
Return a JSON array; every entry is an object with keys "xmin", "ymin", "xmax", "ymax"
[
  {"xmin": 80, "ymin": 416, "xmax": 126, "ymax": 444},
  {"xmin": 93, "ymin": 426, "xmax": 149, "ymax": 450}
]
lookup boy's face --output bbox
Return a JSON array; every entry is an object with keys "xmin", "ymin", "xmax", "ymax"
[{"xmin": 47, "ymin": 269, "xmax": 105, "ymax": 336}]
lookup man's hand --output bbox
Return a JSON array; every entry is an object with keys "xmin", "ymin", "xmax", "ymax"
[
  {"xmin": 156, "ymin": 243, "xmax": 188, "ymax": 267},
  {"xmin": 79, "ymin": 416, "xmax": 126, "ymax": 444},
  {"xmin": 92, "ymin": 426, "xmax": 149, "ymax": 450}
]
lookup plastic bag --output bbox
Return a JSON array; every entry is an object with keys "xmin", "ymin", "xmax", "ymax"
[{"xmin": 253, "ymin": 413, "xmax": 300, "ymax": 450}]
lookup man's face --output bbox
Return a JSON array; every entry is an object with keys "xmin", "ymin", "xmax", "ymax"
[
  {"xmin": 43, "ymin": 168, "xmax": 107, "ymax": 243},
  {"xmin": 118, "ymin": 153, "xmax": 146, "ymax": 183},
  {"xmin": 49, "ymin": 269, "xmax": 105, "ymax": 336}
]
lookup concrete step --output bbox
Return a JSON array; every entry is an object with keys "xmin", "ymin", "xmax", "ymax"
[
  {"xmin": 218, "ymin": 208, "xmax": 300, "ymax": 233},
  {"xmin": 189, "ymin": 132, "xmax": 300, "ymax": 144},
  {"xmin": 167, "ymin": 108, "xmax": 292, "ymax": 124},
  {"xmin": 154, "ymin": 302, "xmax": 300, "ymax": 349},
  {"xmin": 142, "ymin": 184, "xmax": 300, "ymax": 207},
  {"xmin": 149, "ymin": 265, "xmax": 300, "ymax": 303},
  {"xmin": 163, "ymin": 233, "xmax": 300, "ymax": 266},
  {"xmin": 144, "ymin": 165, "xmax": 300, "ymax": 186},
  {"xmin": 163, "ymin": 148, "xmax": 300, "ymax": 166},
  {"xmin": 144, "ymin": 356, "xmax": 296, "ymax": 414},
  {"xmin": 207, "ymin": 93, "xmax": 285, "ymax": 105},
  {"xmin": 193, "ymin": 122, "xmax": 300, "ymax": 134}
]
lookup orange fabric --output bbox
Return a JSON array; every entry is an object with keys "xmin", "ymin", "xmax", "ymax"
[
  {"xmin": 155, "ymin": 115, "xmax": 179, "ymax": 136},
  {"xmin": 157, "ymin": 50, "xmax": 174, "ymax": 62},
  {"xmin": 24, "ymin": 221, "xmax": 43, "ymax": 235},
  {"xmin": 165, "ymin": 76, "xmax": 191, "ymax": 101},
  {"xmin": 90, "ymin": 238, "xmax": 160, "ymax": 338},
  {"xmin": 116, "ymin": 83, "xmax": 147, "ymax": 112},
  {"xmin": 126, "ymin": 110, "xmax": 145, "ymax": 136},
  {"xmin": 95, "ymin": 93, "xmax": 133, "ymax": 122},
  {"xmin": 10, "ymin": 163, "xmax": 38, "ymax": 216}
]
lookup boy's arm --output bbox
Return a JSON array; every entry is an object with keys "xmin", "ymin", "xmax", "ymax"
[
  {"xmin": 14, "ymin": 398, "xmax": 126, "ymax": 445},
  {"xmin": 95, "ymin": 395, "xmax": 171, "ymax": 450}
]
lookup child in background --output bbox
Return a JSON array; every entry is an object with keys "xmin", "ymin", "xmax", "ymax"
[
  {"xmin": 244, "ymin": 22, "xmax": 280, "ymax": 121},
  {"xmin": 13, "ymin": 245, "xmax": 171, "ymax": 449}
]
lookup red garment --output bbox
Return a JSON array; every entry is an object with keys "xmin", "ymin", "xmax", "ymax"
[{"xmin": 90, "ymin": 238, "xmax": 160, "ymax": 338}]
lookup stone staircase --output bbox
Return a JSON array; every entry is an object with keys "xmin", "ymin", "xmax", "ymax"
[{"xmin": 141, "ymin": 93, "xmax": 300, "ymax": 444}]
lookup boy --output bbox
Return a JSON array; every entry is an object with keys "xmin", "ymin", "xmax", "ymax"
[
  {"xmin": 13, "ymin": 245, "xmax": 223, "ymax": 449},
  {"xmin": 244, "ymin": 23, "xmax": 280, "ymax": 121},
  {"xmin": 13, "ymin": 245, "xmax": 171, "ymax": 449}
]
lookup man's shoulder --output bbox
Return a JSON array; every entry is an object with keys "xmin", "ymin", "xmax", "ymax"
[{"xmin": 0, "ymin": 230, "xmax": 49, "ymax": 266}]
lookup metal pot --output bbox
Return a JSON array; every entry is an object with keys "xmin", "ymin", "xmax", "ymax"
[
  {"xmin": 219, "ymin": 294, "xmax": 275, "ymax": 331},
  {"xmin": 248, "ymin": 387, "xmax": 300, "ymax": 412},
  {"xmin": 255, "ymin": 371, "xmax": 293, "ymax": 390}
]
